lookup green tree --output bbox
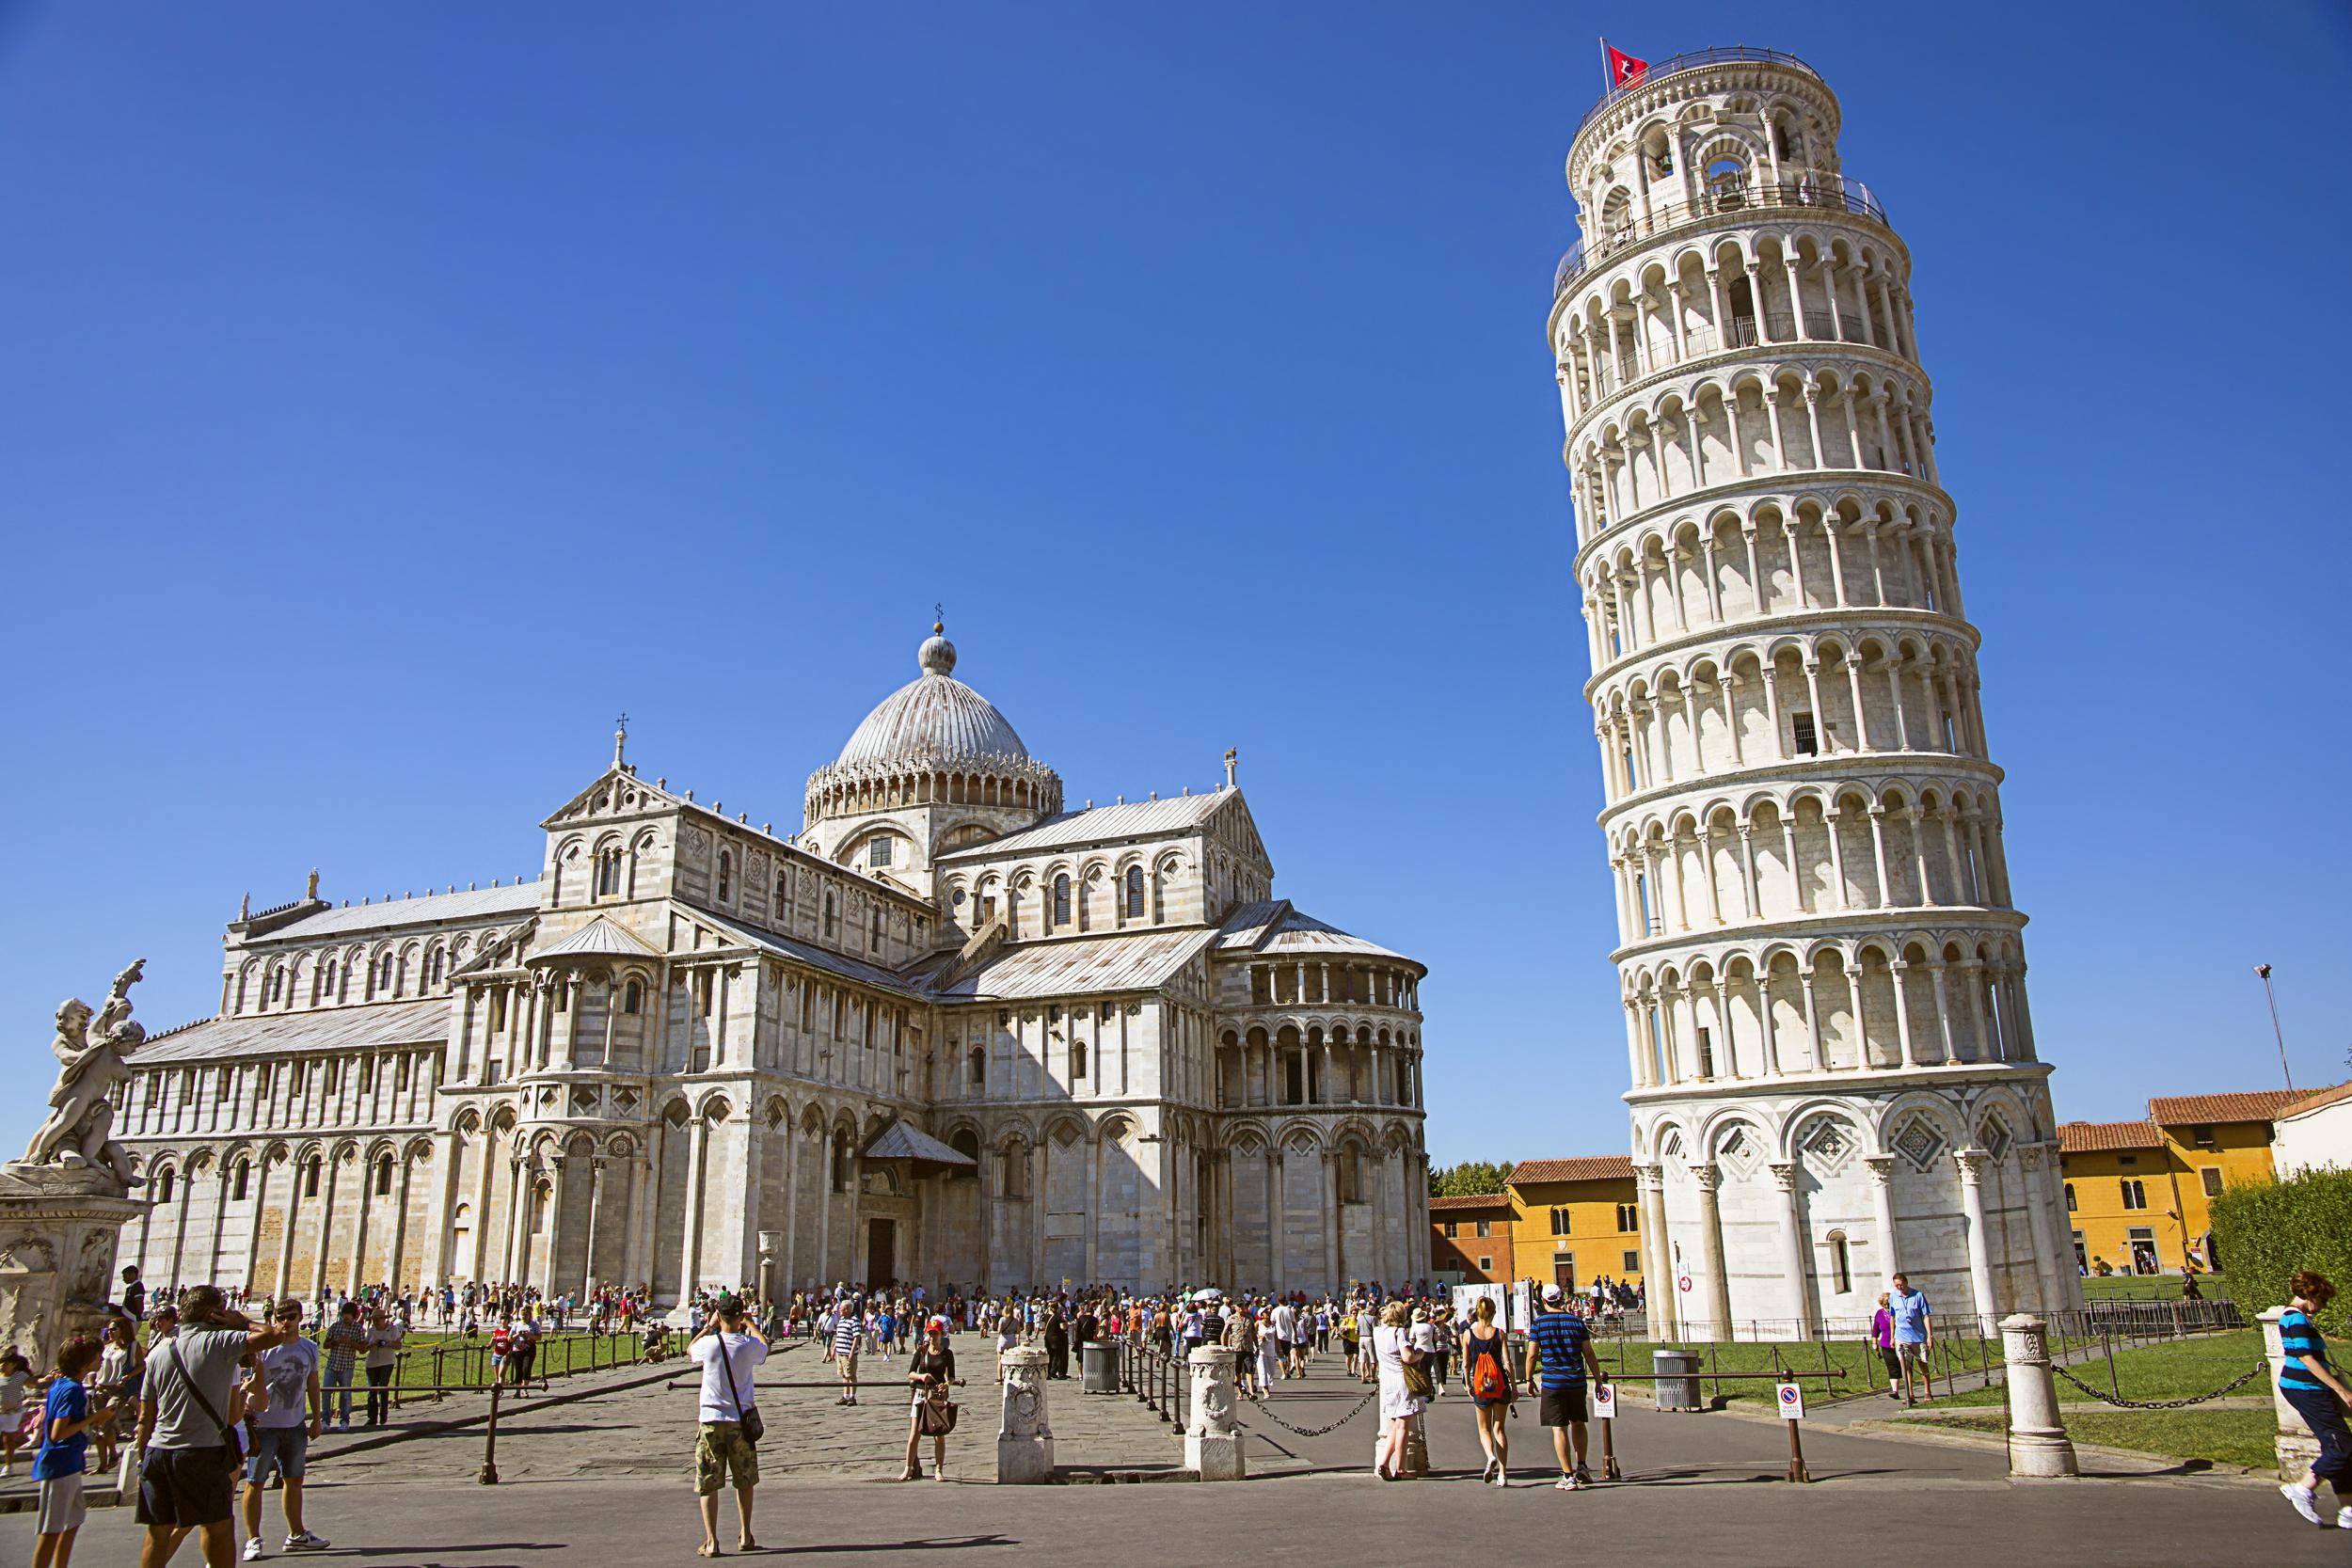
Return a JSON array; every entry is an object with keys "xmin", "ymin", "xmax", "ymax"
[
  {"xmin": 1429, "ymin": 1160, "xmax": 1514, "ymax": 1198},
  {"xmin": 2210, "ymin": 1167, "xmax": 2352, "ymax": 1330}
]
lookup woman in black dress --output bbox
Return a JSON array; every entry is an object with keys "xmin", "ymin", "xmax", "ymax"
[{"xmin": 902, "ymin": 1318, "xmax": 961, "ymax": 1481}]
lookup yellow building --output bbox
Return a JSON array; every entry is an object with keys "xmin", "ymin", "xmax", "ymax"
[
  {"xmin": 1502, "ymin": 1157, "xmax": 1642, "ymax": 1292},
  {"xmin": 2058, "ymin": 1089, "xmax": 2299, "ymax": 1275}
]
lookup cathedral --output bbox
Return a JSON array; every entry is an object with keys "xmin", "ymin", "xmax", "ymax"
[{"xmin": 106, "ymin": 626, "xmax": 1431, "ymax": 1305}]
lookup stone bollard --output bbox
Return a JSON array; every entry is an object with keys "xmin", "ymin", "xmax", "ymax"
[
  {"xmin": 2263, "ymin": 1307, "xmax": 2321, "ymax": 1483},
  {"xmin": 996, "ymin": 1346, "xmax": 1056, "ymax": 1483},
  {"xmin": 1369, "ymin": 1404, "xmax": 1433, "ymax": 1479},
  {"xmin": 1998, "ymin": 1313, "xmax": 2078, "ymax": 1479},
  {"xmin": 1184, "ymin": 1344, "xmax": 1247, "ymax": 1480}
]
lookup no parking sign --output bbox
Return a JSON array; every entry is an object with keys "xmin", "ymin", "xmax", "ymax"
[
  {"xmin": 1775, "ymin": 1381, "xmax": 1805, "ymax": 1420},
  {"xmin": 1592, "ymin": 1382, "xmax": 1616, "ymax": 1418}
]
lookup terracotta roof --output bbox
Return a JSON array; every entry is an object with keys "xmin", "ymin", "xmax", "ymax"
[
  {"xmin": 2280, "ymin": 1082, "xmax": 2352, "ymax": 1119},
  {"xmin": 2146, "ymin": 1090, "xmax": 2304, "ymax": 1127},
  {"xmin": 1507, "ymin": 1155, "xmax": 1635, "ymax": 1185},
  {"xmin": 2058, "ymin": 1120, "xmax": 2165, "ymax": 1153},
  {"xmin": 1429, "ymin": 1193, "xmax": 1513, "ymax": 1212}
]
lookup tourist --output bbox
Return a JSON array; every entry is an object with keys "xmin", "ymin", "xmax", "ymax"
[
  {"xmin": 1043, "ymin": 1308, "xmax": 1070, "ymax": 1380},
  {"xmin": 1869, "ymin": 1292, "xmax": 1901, "ymax": 1400},
  {"xmin": 827, "ymin": 1296, "xmax": 865, "ymax": 1404},
  {"xmin": 1252, "ymin": 1309, "xmax": 1279, "ymax": 1396},
  {"xmin": 901, "ymin": 1317, "xmax": 961, "ymax": 1481},
  {"xmin": 136, "ymin": 1284, "xmax": 294, "ymax": 1568},
  {"xmin": 1524, "ymin": 1280, "xmax": 1603, "ymax": 1490},
  {"xmin": 321, "ymin": 1302, "xmax": 366, "ymax": 1431},
  {"xmin": 1270, "ymin": 1299, "xmax": 1297, "ymax": 1379},
  {"xmin": 993, "ymin": 1310, "xmax": 1020, "ymax": 1384},
  {"xmin": 91, "ymin": 1312, "xmax": 143, "ymax": 1477},
  {"xmin": 1427, "ymin": 1304, "xmax": 1455, "ymax": 1396},
  {"xmin": 2277, "ymin": 1270, "xmax": 2352, "ymax": 1528},
  {"xmin": 362, "ymin": 1307, "xmax": 403, "ymax": 1428},
  {"xmin": 29, "ymin": 1334, "xmax": 110, "ymax": 1568},
  {"xmin": 121, "ymin": 1264, "xmax": 149, "ymax": 1323},
  {"xmin": 1887, "ymin": 1273, "xmax": 1932, "ymax": 1404},
  {"xmin": 1370, "ymin": 1300, "xmax": 1425, "ymax": 1481},
  {"xmin": 1, "ymin": 1347, "xmax": 33, "ymax": 1477},
  {"xmin": 510, "ymin": 1314, "xmax": 540, "ymax": 1387},
  {"xmin": 244, "ymin": 1297, "xmax": 329, "ymax": 1557},
  {"xmin": 687, "ymin": 1292, "xmax": 766, "ymax": 1556},
  {"xmin": 1340, "ymin": 1307, "xmax": 1361, "ymax": 1376},
  {"xmin": 1462, "ymin": 1294, "xmax": 1516, "ymax": 1486}
]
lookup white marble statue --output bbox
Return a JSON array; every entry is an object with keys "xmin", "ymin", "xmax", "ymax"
[{"xmin": 21, "ymin": 959, "xmax": 147, "ymax": 1187}]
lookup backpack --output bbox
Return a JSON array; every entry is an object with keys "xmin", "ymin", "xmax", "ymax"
[{"xmin": 1468, "ymin": 1329, "xmax": 1511, "ymax": 1401}]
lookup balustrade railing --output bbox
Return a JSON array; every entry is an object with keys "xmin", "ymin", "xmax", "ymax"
[
  {"xmin": 1556, "ymin": 176, "xmax": 1888, "ymax": 298},
  {"xmin": 1571, "ymin": 46, "xmax": 1824, "ymax": 141}
]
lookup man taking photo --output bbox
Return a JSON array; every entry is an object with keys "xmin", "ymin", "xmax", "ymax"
[
  {"xmin": 135, "ymin": 1286, "xmax": 294, "ymax": 1568},
  {"xmin": 688, "ymin": 1293, "xmax": 768, "ymax": 1558}
]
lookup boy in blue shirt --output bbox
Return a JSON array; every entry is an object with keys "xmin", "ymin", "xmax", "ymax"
[
  {"xmin": 1887, "ymin": 1273, "xmax": 1932, "ymax": 1404},
  {"xmin": 33, "ymin": 1334, "xmax": 112, "ymax": 1568}
]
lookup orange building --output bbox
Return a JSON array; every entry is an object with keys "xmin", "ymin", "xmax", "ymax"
[
  {"xmin": 1429, "ymin": 1193, "xmax": 1516, "ymax": 1282},
  {"xmin": 2057, "ymin": 1087, "xmax": 2299, "ymax": 1275}
]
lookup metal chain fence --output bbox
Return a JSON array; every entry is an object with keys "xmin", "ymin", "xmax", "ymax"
[
  {"xmin": 1240, "ymin": 1386, "xmax": 1379, "ymax": 1438},
  {"xmin": 2049, "ymin": 1358, "xmax": 2271, "ymax": 1411}
]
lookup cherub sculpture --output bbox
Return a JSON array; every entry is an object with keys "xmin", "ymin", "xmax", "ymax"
[{"xmin": 21, "ymin": 959, "xmax": 148, "ymax": 1187}]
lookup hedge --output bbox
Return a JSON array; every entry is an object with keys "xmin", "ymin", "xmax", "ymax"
[{"xmin": 2210, "ymin": 1166, "xmax": 2352, "ymax": 1331}]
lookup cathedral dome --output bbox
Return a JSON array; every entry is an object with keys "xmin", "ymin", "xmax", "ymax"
[
  {"xmin": 834, "ymin": 628, "xmax": 1030, "ymax": 768},
  {"xmin": 805, "ymin": 625, "xmax": 1062, "ymax": 835}
]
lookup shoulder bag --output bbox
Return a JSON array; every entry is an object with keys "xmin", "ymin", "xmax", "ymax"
[{"xmin": 716, "ymin": 1334, "xmax": 764, "ymax": 1445}]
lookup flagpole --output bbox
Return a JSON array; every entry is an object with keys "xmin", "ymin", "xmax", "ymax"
[{"xmin": 1599, "ymin": 37, "xmax": 1612, "ymax": 93}]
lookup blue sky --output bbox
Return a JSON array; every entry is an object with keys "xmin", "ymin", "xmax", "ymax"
[{"xmin": 3, "ymin": 2, "xmax": 2347, "ymax": 1169}]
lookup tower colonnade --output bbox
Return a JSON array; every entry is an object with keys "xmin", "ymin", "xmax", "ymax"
[{"xmin": 1558, "ymin": 47, "xmax": 2079, "ymax": 1337}]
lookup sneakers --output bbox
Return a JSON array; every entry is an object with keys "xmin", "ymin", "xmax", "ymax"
[
  {"xmin": 285, "ymin": 1531, "xmax": 331, "ymax": 1552},
  {"xmin": 1553, "ymin": 1475, "xmax": 1575, "ymax": 1491},
  {"xmin": 2283, "ymin": 1483, "xmax": 2326, "ymax": 1526},
  {"xmin": 1569, "ymin": 1465, "xmax": 1594, "ymax": 1490},
  {"xmin": 2339, "ymin": 1506, "xmax": 2352, "ymax": 1530},
  {"xmin": 243, "ymin": 1540, "xmax": 267, "ymax": 1562},
  {"xmin": 1480, "ymin": 1456, "xmax": 1498, "ymax": 1482}
]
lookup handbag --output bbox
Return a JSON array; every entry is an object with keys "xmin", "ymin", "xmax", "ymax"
[
  {"xmin": 716, "ymin": 1334, "xmax": 763, "ymax": 1446},
  {"xmin": 918, "ymin": 1385, "xmax": 959, "ymax": 1435}
]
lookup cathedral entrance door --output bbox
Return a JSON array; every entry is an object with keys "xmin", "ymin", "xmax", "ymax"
[{"xmin": 866, "ymin": 1218, "xmax": 896, "ymax": 1287}]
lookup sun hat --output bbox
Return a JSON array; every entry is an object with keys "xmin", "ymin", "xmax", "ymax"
[{"xmin": 1541, "ymin": 1282, "xmax": 1564, "ymax": 1304}]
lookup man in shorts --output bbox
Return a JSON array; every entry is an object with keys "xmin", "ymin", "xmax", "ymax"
[
  {"xmin": 243, "ymin": 1298, "xmax": 328, "ymax": 1558},
  {"xmin": 826, "ymin": 1299, "xmax": 863, "ymax": 1405},
  {"xmin": 135, "ymin": 1285, "xmax": 294, "ymax": 1568},
  {"xmin": 1523, "ymin": 1282, "xmax": 1606, "ymax": 1490},
  {"xmin": 688, "ymin": 1293, "xmax": 768, "ymax": 1556},
  {"xmin": 1888, "ymin": 1273, "xmax": 1932, "ymax": 1404}
]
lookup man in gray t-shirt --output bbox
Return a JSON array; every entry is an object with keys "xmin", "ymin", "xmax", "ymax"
[{"xmin": 135, "ymin": 1286, "xmax": 290, "ymax": 1566}]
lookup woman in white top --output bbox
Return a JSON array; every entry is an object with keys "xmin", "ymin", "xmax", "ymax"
[{"xmin": 1371, "ymin": 1299, "xmax": 1425, "ymax": 1481}]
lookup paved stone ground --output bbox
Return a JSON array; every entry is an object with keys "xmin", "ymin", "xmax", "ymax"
[{"xmin": 8, "ymin": 1338, "xmax": 2341, "ymax": 1566}]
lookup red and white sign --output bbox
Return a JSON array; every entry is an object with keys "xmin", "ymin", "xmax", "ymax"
[
  {"xmin": 1677, "ymin": 1273, "xmax": 1693, "ymax": 1293},
  {"xmin": 1607, "ymin": 45, "xmax": 1649, "ymax": 87},
  {"xmin": 1593, "ymin": 1382, "xmax": 1617, "ymax": 1419},
  {"xmin": 1776, "ymin": 1381, "xmax": 1806, "ymax": 1419}
]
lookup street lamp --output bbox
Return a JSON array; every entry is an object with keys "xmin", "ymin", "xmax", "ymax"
[{"xmin": 2256, "ymin": 964, "xmax": 2294, "ymax": 1092}]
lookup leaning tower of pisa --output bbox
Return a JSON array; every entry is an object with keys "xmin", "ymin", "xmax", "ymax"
[{"xmin": 1554, "ymin": 48, "xmax": 2081, "ymax": 1337}]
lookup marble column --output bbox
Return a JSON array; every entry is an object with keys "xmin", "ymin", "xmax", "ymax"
[
  {"xmin": 679, "ymin": 1115, "xmax": 711, "ymax": 1305},
  {"xmin": 1691, "ymin": 1162, "xmax": 1732, "ymax": 1338},
  {"xmin": 1770, "ymin": 1161, "xmax": 1815, "ymax": 1336},
  {"xmin": 1954, "ymin": 1148, "xmax": 1998, "ymax": 1331},
  {"xmin": 1634, "ymin": 1163, "xmax": 1676, "ymax": 1339},
  {"xmin": 1865, "ymin": 1154, "xmax": 1900, "ymax": 1285}
]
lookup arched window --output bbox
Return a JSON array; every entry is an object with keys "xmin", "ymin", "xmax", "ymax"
[
  {"xmin": 1707, "ymin": 155, "xmax": 1748, "ymax": 205},
  {"xmin": 596, "ymin": 847, "xmax": 622, "ymax": 897},
  {"xmin": 1071, "ymin": 1040, "xmax": 1089, "ymax": 1079},
  {"xmin": 623, "ymin": 979, "xmax": 643, "ymax": 1015},
  {"xmin": 374, "ymin": 1154, "xmax": 393, "ymax": 1196},
  {"xmin": 1124, "ymin": 866, "xmax": 1145, "ymax": 919},
  {"xmin": 829, "ymin": 1132, "xmax": 850, "ymax": 1194},
  {"xmin": 156, "ymin": 1168, "xmax": 176, "ymax": 1203},
  {"xmin": 822, "ymin": 893, "xmax": 837, "ymax": 938},
  {"xmin": 968, "ymin": 1047, "xmax": 985, "ymax": 1089},
  {"xmin": 426, "ymin": 950, "xmax": 444, "ymax": 987},
  {"xmin": 773, "ymin": 870, "xmax": 789, "ymax": 912},
  {"xmin": 1053, "ymin": 875, "xmax": 1072, "ymax": 927},
  {"xmin": 232, "ymin": 1162, "xmax": 250, "ymax": 1202},
  {"xmin": 717, "ymin": 851, "xmax": 732, "ymax": 902},
  {"xmin": 1827, "ymin": 1230, "xmax": 1852, "ymax": 1293},
  {"xmin": 870, "ymin": 911, "xmax": 883, "ymax": 952},
  {"xmin": 322, "ymin": 959, "xmax": 337, "ymax": 995},
  {"xmin": 302, "ymin": 1157, "xmax": 321, "ymax": 1198}
]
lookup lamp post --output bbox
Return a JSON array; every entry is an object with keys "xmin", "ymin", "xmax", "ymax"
[{"xmin": 2256, "ymin": 964, "xmax": 2293, "ymax": 1092}]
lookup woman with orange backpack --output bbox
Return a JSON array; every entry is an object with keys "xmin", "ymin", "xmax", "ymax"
[{"xmin": 1462, "ymin": 1295, "xmax": 1517, "ymax": 1486}]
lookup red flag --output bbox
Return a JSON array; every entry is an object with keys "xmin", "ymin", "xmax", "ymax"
[{"xmin": 1607, "ymin": 45, "xmax": 1648, "ymax": 87}]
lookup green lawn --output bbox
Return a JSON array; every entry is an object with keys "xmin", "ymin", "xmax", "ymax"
[
  {"xmin": 1926, "ymin": 1328, "xmax": 2266, "ymax": 1410},
  {"xmin": 381, "ymin": 1329, "xmax": 646, "ymax": 1393},
  {"xmin": 1585, "ymin": 1337, "xmax": 1892, "ymax": 1404},
  {"xmin": 2080, "ymin": 1273, "xmax": 2232, "ymax": 1304},
  {"xmin": 1914, "ymin": 1408, "xmax": 2278, "ymax": 1471}
]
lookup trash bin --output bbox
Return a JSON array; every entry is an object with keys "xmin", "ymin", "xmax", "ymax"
[
  {"xmin": 1081, "ymin": 1339, "xmax": 1120, "ymax": 1394},
  {"xmin": 1653, "ymin": 1347, "xmax": 1703, "ymax": 1412}
]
